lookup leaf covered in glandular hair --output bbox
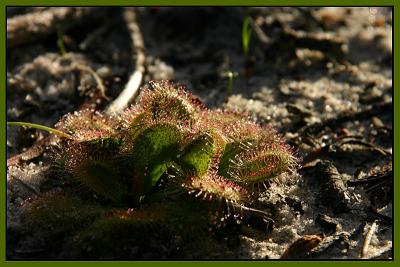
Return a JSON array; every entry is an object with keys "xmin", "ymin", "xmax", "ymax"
[
  {"xmin": 216, "ymin": 115, "xmax": 297, "ymax": 185},
  {"xmin": 138, "ymin": 80, "xmax": 205, "ymax": 126},
  {"xmin": 58, "ymin": 141, "xmax": 126, "ymax": 203},
  {"xmin": 224, "ymin": 143, "xmax": 298, "ymax": 185},
  {"xmin": 225, "ymin": 119, "xmax": 280, "ymax": 146},
  {"xmin": 73, "ymin": 160, "xmax": 127, "ymax": 203},
  {"xmin": 181, "ymin": 171, "xmax": 251, "ymax": 205},
  {"xmin": 206, "ymin": 110, "xmax": 248, "ymax": 135},
  {"xmin": 68, "ymin": 208, "xmax": 170, "ymax": 259},
  {"xmin": 54, "ymin": 110, "xmax": 124, "ymax": 199},
  {"xmin": 177, "ymin": 130, "xmax": 226, "ymax": 177},
  {"xmin": 178, "ymin": 134, "xmax": 215, "ymax": 176},
  {"xmin": 68, "ymin": 201, "xmax": 212, "ymax": 259},
  {"xmin": 24, "ymin": 193, "xmax": 103, "ymax": 237},
  {"xmin": 55, "ymin": 109, "xmax": 119, "ymax": 142},
  {"xmin": 127, "ymin": 124, "xmax": 183, "ymax": 197}
]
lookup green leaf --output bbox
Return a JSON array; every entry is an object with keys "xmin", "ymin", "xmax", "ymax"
[
  {"xmin": 130, "ymin": 124, "xmax": 182, "ymax": 195},
  {"xmin": 223, "ymin": 148, "xmax": 295, "ymax": 184},
  {"xmin": 74, "ymin": 160, "xmax": 126, "ymax": 203},
  {"xmin": 178, "ymin": 134, "xmax": 215, "ymax": 176},
  {"xmin": 144, "ymin": 162, "xmax": 169, "ymax": 192},
  {"xmin": 242, "ymin": 16, "xmax": 252, "ymax": 57},
  {"xmin": 217, "ymin": 141, "xmax": 244, "ymax": 179},
  {"xmin": 28, "ymin": 194, "xmax": 103, "ymax": 236},
  {"xmin": 86, "ymin": 137, "xmax": 122, "ymax": 153}
]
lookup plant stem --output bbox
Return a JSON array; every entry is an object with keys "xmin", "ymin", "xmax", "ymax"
[{"xmin": 7, "ymin": 121, "xmax": 72, "ymax": 139}]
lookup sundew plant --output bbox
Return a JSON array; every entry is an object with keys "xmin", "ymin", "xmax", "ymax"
[{"xmin": 10, "ymin": 80, "xmax": 299, "ymax": 258}]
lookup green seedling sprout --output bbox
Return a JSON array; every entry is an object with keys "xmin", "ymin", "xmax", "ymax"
[
  {"xmin": 56, "ymin": 24, "xmax": 67, "ymax": 56},
  {"xmin": 221, "ymin": 71, "xmax": 238, "ymax": 98},
  {"xmin": 242, "ymin": 15, "xmax": 252, "ymax": 58}
]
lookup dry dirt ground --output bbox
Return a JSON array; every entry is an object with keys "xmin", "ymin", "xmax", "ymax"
[{"xmin": 6, "ymin": 7, "xmax": 393, "ymax": 260}]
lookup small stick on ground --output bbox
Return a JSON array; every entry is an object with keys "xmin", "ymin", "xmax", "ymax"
[
  {"xmin": 361, "ymin": 220, "xmax": 378, "ymax": 259},
  {"xmin": 333, "ymin": 138, "xmax": 391, "ymax": 157},
  {"xmin": 105, "ymin": 7, "xmax": 146, "ymax": 115},
  {"xmin": 7, "ymin": 136, "xmax": 55, "ymax": 167},
  {"xmin": 7, "ymin": 7, "xmax": 109, "ymax": 48},
  {"xmin": 298, "ymin": 102, "xmax": 392, "ymax": 136},
  {"xmin": 248, "ymin": 17, "xmax": 271, "ymax": 45},
  {"xmin": 9, "ymin": 175, "xmax": 40, "ymax": 195},
  {"xmin": 72, "ymin": 62, "xmax": 110, "ymax": 101}
]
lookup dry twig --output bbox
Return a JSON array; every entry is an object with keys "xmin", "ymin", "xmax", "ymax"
[
  {"xmin": 361, "ymin": 220, "xmax": 378, "ymax": 259},
  {"xmin": 248, "ymin": 17, "xmax": 271, "ymax": 45},
  {"xmin": 7, "ymin": 136, "xmax": 55, "ymax": 167},
  {"xmin": 7, "ymin": 7, "xmax": 108, "ymax": 48},
  {"xmin": 105, "ymin": 7, "xmax": 146, "ymax": 115},
  {"xmin": 72, "ymin": 62, "xmax": 110, "ymax": 100}
]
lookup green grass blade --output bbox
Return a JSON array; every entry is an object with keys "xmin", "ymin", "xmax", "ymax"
[
  {"xmin": 56, "ymin": 24, "xmax": 67, "ymax": 56},
  {"xmin": 7, "ymin": 121, "xmax": 72, "ymax": 139},
  {"xmin": 242, "ymin": 16, "xmax": 252, "ymax": 57}
]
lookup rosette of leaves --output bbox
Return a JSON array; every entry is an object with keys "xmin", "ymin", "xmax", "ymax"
[{"xmin": 9, "ymin": 80, "xmax": 298, "ymax": 258}]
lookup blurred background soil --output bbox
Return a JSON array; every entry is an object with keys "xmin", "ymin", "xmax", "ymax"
[{"xmin": 6, "ymin": 7, "xmax": 393, "ymax": 259}]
